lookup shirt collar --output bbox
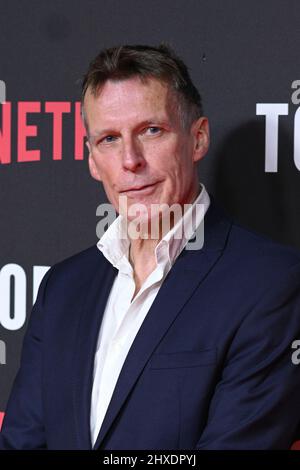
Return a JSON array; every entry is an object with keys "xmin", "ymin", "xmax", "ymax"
[{"xmin": 97, "ymin": 183, "xmax": 210, "ymax": 272}]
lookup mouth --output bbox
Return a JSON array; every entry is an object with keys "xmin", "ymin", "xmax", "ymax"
[{"xmin": 120, "ymin": 182, "xmax": 159, "ymax": 197}]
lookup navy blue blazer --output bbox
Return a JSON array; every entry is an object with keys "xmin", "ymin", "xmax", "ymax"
[{"xmin": 1, "ymin": 199, "xmax": 300, "ymax": 450}]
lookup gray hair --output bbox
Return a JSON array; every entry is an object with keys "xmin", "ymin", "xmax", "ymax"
[{"xmin": 81, "ymin": 43, "xmax": 203, "ymax": 132}]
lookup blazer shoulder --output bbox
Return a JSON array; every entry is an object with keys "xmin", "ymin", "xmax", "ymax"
[
  {"xmin": 225, "ymin": 220, "xmax": 300, "ymax": 279},
  {"xmin": 44, "ymin": 244, "xmax": 111, "ymax": 293},
  {"xmin": 54, "ymin": 244, "xmax": 104, "ymax": 271},
  {"xmin": 207, "ymin": 197, "xmax": 300, "ymax": 267}
]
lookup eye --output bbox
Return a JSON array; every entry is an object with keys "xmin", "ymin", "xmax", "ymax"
[
  {"xmin": 99, "ymin": 135, "xmax": 118, "ymax": 144},
  {"xmin": 144, "ymin": 126, "xmax": 162, "ymax": 135}
]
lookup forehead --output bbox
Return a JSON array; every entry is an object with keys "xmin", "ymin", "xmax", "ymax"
[{"xmin": 84, "ymin": 77, "xmax": 178, "ymax": 127}]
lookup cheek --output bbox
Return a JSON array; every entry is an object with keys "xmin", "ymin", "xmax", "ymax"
[
  {"xmin": 154, "ymin": 147, "xmax": 188, "ymax": 184},
  {"xmin": 94, "ymin": 157, "xmax": 117, "ymax": 183},
  {"xmin": 156, "ymin": 150, "xmax": 193, "ymax": 198},
  {"xmin": 149, "ymin": 140, "xmax": 180, "ymax": 173}
]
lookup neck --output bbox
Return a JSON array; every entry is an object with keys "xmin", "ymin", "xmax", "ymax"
[{"xmin": 128, "ymin": 182, "xmax": 201, "ymax": 269}]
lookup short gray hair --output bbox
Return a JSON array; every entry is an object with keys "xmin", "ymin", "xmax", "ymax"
[{"xmin": 81, "ymin": 43, "xmax": 203, "ymax": 131}]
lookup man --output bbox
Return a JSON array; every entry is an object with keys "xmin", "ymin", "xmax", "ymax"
[{"xmin": 1, "ymin": 44, "xmax": 300, "ymax": 450}]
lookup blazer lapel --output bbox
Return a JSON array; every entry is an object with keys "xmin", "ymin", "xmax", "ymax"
[
  {"xmin": 93, "ymin": 200, "xmax": 232, "ymax": 449},
  {"xmin": 73, "ymin": 253, "xmax": 117, "ymax": 449}
]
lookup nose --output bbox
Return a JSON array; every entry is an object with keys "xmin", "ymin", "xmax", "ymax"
[{"xmin": 121, "ymin": 135, "xmax": 146, "ymax": 172}]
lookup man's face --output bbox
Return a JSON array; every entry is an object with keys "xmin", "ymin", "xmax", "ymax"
[{"xmin": 84, "ymin": 77, "xmax": 209, "ymax": 221}]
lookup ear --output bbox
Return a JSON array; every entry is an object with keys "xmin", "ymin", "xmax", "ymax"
[
  {"xmin": 191, "ymin": 117, "xmax": 210, "ymax": 163},
  {"xmin": 87, "ymin": 143, "xmax": 102, "ymax": 182}
]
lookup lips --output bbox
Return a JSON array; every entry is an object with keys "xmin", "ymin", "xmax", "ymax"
[
  {"xmin": 121, "ymin": 182, "xmax": 157, "ymax": 192},
  {"xmin": 120, "ymin": 182, "xmax": 159, "ymax": 197}
]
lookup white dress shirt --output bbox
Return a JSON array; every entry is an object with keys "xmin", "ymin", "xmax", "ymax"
[{"xmin": 90, "ymin": 183, "xmax": 210, "ymax": 446}]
